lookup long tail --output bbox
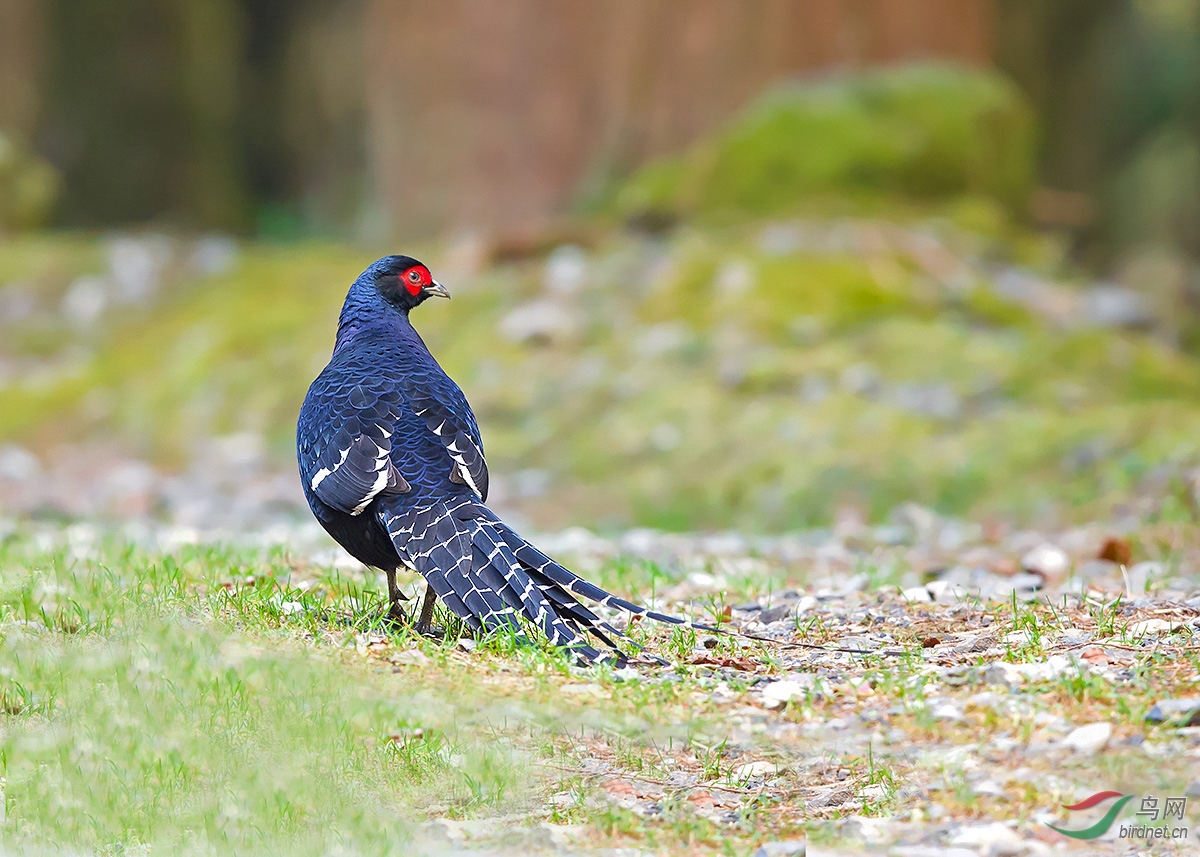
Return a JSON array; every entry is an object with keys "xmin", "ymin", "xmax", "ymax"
[{"xmin": 382, "ymin": 498, "xmax": 891, "ymax": 662}]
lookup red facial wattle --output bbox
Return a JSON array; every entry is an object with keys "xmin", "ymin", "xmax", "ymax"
[{"xmin": 402, "ymin": 265, "xmax": 432, "ymax": 295}]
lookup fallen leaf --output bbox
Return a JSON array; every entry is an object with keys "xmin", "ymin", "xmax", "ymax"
[
  {"xmin": 1098, "ymin": 537, "xmax": 1133, "ymax": 565},
  {"xmin": 601, "ymin": 779, "xmax": 637, "ymax": 797},
  {"xmin": 689, "ymin": 654, "xmax": 759, "ymax": 671}
]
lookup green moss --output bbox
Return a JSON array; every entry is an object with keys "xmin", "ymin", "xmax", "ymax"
[
  {"xmin": 5, "ymin": 216, "xmax": 1200, "ymax": 532},
  {"xmin": 0, "ymin": 132, "xmax": 62, "ymax": 230},
  {"xmin": 0, "ymin": 244, "xmax": 363, "ymax": 460},
  {"xmin": 612, "ymin": 63, "xmax": 1035, "ymax": 222}
]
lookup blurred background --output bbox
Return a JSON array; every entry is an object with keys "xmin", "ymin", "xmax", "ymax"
[{"xmin": 2, "ymin": 0, "xmax": 1200, "ymax": 537}]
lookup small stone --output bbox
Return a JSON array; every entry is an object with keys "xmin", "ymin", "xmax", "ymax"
[
  {"xmin": 107, "ymin": 234, "xmax": 169, "ymax": 302},
  {"xmin": 799, "ymin": 373, "xmax": 831, "ymax": 403},
  {"xmin": 973, "ymin": 779, "xmax": 1006, "ymax": 797},
  {"xmin": 1021, "ymin": 543, "xmax": 1069, "ymax": 577},
  {"xmin": 559, "ymin": 682, "xmax": 606, "ymax": 698},
  {"xmin": 543, "ymin": 245, "xmax": 588, "ymax": 294},
  {"xmin": 840, "ymin": 362, "xmax": 880, "ymax": 396},
  {"xmin": 417, "ymin": 819, "xmax": 467, "ymax": 844},
  {"xmin": 634, "ymin": 322, "xmax": 690, "ymax": 358},
  {"xmin": 758, "ymin": 222, "xmax": 804, "ymax": 256},
  {"xmin": 61, "ymin": 275, "xmax": 108, "ymax": 326},
  {"xmin": 758, "ymin": 603, "xmax": 794, "ymax": 623},
  {"xmin": 965, "ymin": 692, "xmax": 1004, "ymax": 712},
  {"xmin": 1008, "ymin": 572, "xmax": 1045, "ymax": 594},
  {"xmin": 189, "ymin": 234, "xmax": 239, "ymax": 277},
  {"xmin": 759, "ymin": 678, "xmax": 814, "ymax": 709},
  {"xmin": 1127, "ymin": 618, "xmax": 1176, "ymax": 637},
  {"xmin": 1055, "ymin": 627, "xmax": 1093, "ymax": 647},
  {"xmin": 983, "ymin": 656, "xmax": 1081, "ymax": 686},
  {"xmin": 886, "ymin": 381, "xmax": 962, "ymax": 421},
  {"xmin": 530, "ymin": 822, "xmax": 583, "ymax": 849},
  {"xmin": 751, "ymin": 840, "xmax": 805, "ymax": 857},
  {"xmin": 714, "ymin": 259, "xmax": 754, "ymax": 295},
  {"xmin": 949, "ymin": 822, "xmax": 1026, "ymax": 856},
  {"xmin": 902, "ymin": 586, "xmax": 933, "ymax": 603},
  {"xmin": 794, "ymin": 595, "xmax": 818, "ymax": 615},
  {"xmin": 1063, "ymin": 722, "xmax": 1112, "ymax": 755},
  {"xmin": 992, "ymin": 268, "xmax": 1075, "ymax": 324},
  {"xmin": 0, "ymin": 445, "xmax": 41, "ymax": 482},
  {"xmin": 547, "ymin": 790, "xmax": 578, "ymax": 808},
  {"xmin": 950, "ymin": 628, "xmax": 998, "ymax": 652},
  {"xmin": 1081, "ymin": 283, "xmax": 1154, "ymax": 328},
  {"xmin": 497, "ymin": 299, "xmax": 576, "ymax": 345},
  {"xmin": 891, "ymin": 502, "xmax": 940, "ymax": 542},
  {"xmin": 389, "ymin": 649, "xmax": 431, "ymax": 667},
  {"xmin": 1125, "ymin": 561, "xmax": 1164, "ymax": 595},
  {"xmin": 733, "ymin": 761, "xmax": 779, "ymax": 780},
  {"xmin": 1185, "ymin": 781, "xmax": 1200, "ymax": 797},
  {"xmin": 926, "ymin": 579, "xmax": 967, "ymax": 604},
  {"xmin": 984, "ymin": 662, "xmax": 1022, "ymax": 681},
  {"xmin": 926, "ymin": 803, "xmax": 948, "ymax": 821},
  {"xmin": 1145, "ymin": 698, "xmax": 1200, "ymax": 726},
  {"xmin": 933, "ymin": 703, "xmax": 964, "ymax": 721}
]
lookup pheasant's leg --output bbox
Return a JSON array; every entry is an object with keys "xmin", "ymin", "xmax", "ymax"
[
  {"xmin": 385, "ymin": 568, "xmax": 409, "ymax": 624},
  {"xmin": 414, "ymin": 583, "xmax": 438, "ymax": 636}
]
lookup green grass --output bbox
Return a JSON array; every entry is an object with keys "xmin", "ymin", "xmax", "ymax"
[
  {"xmin": 0, "ymin": 539, "xmax": 523, "ymax": 855},
  {"xmin": 0, "ymin": 532, "xmax": 807, "ymax": 855},
  {"xmin": 3, "ymin": 528, "xmax": 1199, "ymax": 853}
]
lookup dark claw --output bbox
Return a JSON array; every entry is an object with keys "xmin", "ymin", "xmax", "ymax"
[
  {"xmin": 413, "ymin": 620, "xmax": 446, "ymax": 640},
  {"xmin": 413, "ymin": 584, "xmax": 439, "ymax": 638},
  {"xmin": 384, "ymin": 600, "xmax": 410, "ymax": 625}
]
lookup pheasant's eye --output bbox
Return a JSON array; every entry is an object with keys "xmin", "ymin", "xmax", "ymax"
[{"xmin": 407, "ymin": 270, "xmax": 421, "ymax": 283}]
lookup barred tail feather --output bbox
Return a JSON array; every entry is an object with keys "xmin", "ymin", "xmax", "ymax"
[
  {"xmin": 488, "ymin": 518, "xmax": 897, "ymax": 657},
  {"xmin": 384, "ymin": 499, "xmax": 614, "ymax": 662},
  {"xmin": 384, "ymin": 498, "xmax": 890, "ymax": 661},
  {"xmin": 491, "ymin": 524, "xmax": 706, "ymax": 629}
]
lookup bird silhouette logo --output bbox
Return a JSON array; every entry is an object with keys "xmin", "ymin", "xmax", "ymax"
[{"xmin": 1047, "ymin": 792, "xmax": 1133, "ymax": 839}]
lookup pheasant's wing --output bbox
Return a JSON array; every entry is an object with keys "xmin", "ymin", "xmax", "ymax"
[
  {"xmin": 301, "ymin": 375, "xmax": 410, "ymax": 516},
  {"xmin": 405, "ymin": 373, "xmax": 489, "ymax": 500}
]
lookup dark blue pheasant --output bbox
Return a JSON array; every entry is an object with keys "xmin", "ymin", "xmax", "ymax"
[{"xmin": 297, "ymin": 255, "xmax": 693, "ymax": 662}]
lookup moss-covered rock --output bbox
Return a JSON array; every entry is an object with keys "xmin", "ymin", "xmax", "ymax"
[
  {"xmin": 0, "ymin": 132, "xmax": 61, "ymax": 231},
  {"xmin": 612, "ymin": 64, "xmax": 1035, "ymax": 223}
]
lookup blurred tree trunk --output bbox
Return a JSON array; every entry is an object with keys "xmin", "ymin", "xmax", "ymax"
[
  {"xmin": 37, "ymin": 0, "xmax": 249, "ymax": 229},
  {"xmin": 363, "ymin": 0, "xmax": 994, "ymax": 236},
  {"xmin": 997, "ymin": 0, "xmax": 1200, "ymax": 272},
  {"xmin": 0, "ymin": 0, "xmax": 45, "ymax": 141},
  {"xmin": 17, "ymin": 0, "xmax": 992, "ymax": 233}
]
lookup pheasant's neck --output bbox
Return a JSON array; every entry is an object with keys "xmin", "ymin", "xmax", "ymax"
[{"xmin": 333, "ymin": 289, "xmax": 412, "ymax": 354}]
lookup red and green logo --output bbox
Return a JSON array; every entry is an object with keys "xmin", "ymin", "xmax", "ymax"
[{"xmin": 1048, "ymin": 792, "xmax": 1134, "ymax": 840}]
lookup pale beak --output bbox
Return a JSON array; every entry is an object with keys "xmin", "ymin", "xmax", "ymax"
[{"xmin": 422, "ymin": 280, "xmax": 450, "ymax": 300}]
